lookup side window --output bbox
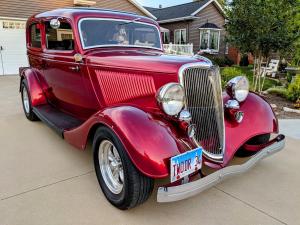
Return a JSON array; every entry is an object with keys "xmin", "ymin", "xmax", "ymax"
[
  {"xmin": 30, "ymin": 24, "xmax": 41, "ymax": 48},
  {"xmin": 45, "ymin": 21, "xmax": 74, "ymax": 51}
]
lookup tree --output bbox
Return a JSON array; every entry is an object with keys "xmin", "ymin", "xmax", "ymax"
[
  {"xmin": 291, "ymin": 1, "xmax": 300, "ymax": 66},
  {"xmin": 225, "ymin": 0, "xmax": 299, "ymax": 92},
  {"xmin": 217, "ymin": 0, "xmax": 226, "ymax": 6}
]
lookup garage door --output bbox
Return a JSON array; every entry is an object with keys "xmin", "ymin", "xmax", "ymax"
[{"xmin": 0, "ymin": 19, "xmax": 28, "ymax": 75}]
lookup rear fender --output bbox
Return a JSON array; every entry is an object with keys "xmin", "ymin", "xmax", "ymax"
[
  {"xmin": 20, "ymin": 68, "xmax": 47, "ymax": 106},
  {"xmin": 64, "ymin": 106, "xmax": 191, "ymax": 179}
]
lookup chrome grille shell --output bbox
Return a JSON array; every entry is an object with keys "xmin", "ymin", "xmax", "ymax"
[{"xmin": 179, "ymin": 63, "xmax": 225, "ymax": 162}]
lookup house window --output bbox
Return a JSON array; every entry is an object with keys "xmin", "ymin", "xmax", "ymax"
[
  {"xmin": 45, "ymin": 21, "xmax": 74, "ymax": 51},
  {"xmin": 162, "ymin": 31, "xmax": 170, "ymax": 44},
  {"xmin": 30, "ymin": 24, "xmax": 41, "ymax": 48},
  {"xmin": 174, "ymin": 29, "xmax": 187, "ymax": 45},
  {"xmin": 199, "ymin": 29, "xmax": 220, "ymax": 53}
]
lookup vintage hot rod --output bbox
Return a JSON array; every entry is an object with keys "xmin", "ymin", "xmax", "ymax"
[{"xmin": 19, "ymin": 8, "xmax": 285, "ymax": 209}]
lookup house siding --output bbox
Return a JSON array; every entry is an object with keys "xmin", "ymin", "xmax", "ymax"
[
  {"xmin": 94, "ymin": 0, "xmax": 147, "ymax": 16},
  {"xmin": 0, "ymin": 0, "xmax": 74, "ymax": 19},
  {"xmin": 0, "ymin": 0, "xmax": 147, "ymax": 19},
  {"xmin": 159, "ymin": 2, "xmax": 226, "ymax": 55},
  {"xmin": 191, "ymin": 3, "xmax": 225, "ymax": 54}
]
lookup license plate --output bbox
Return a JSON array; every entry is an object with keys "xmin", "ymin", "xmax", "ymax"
[{"xmin": 170, "ymin": 147, "xmax": 202, "ymax": 183}]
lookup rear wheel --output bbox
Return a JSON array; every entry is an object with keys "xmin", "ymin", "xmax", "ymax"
[
  {"xmin": 21, "ymin": 79, "xmax": 38, "ymax": 121},
  {"xmin": 236, "ymin": 134, "xmax": 271, "ymax": 157},
  {"xmin": 93, "ymin": 126, "xmax": 154, "ymax": 210}
]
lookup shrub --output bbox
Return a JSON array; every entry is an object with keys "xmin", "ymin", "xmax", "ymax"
[
  {"xmin": 239, "ymin": 54, "xmax": 249, "ymax": 67},
  {"xmin": 221, "ymin": 67, "xmax": 244, "ymax": 84},
  {"xmin": 263, "ymin": 78, "xmax": 281, "ymax": 91},
  {"xmin": 286, "ymin": 75, "xmax": 300, "ymax": 102},
  {"xmin": 295, "ymin": 99, "xmax": 300, "ymax": 109},
  {"xmin": 286, "ymin": 72, "xmax": 293, "ymax": 83},
  {"xmin": 224, "ymin": 57, "xmax": 235, "ymax": 67},
  {"xmin": 201, "ymin": 54, "xmax": 234, "ymax": 67},
  {"xmin": 211, "ymin": 57, "xmax": 224, "ymax": 66},
  {"xmin": 266, "ymin": 87, "xmax": 287, "ymax": 98}
]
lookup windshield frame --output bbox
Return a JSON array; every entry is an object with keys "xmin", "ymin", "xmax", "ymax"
[{"xmin": 78, "ymin": 17, "xmax": 163, "ymax": 51}]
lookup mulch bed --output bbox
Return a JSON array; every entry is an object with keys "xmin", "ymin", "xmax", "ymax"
[{"xmin": 261, "ymin": 94, "xmax": 300, "ymax": 119}]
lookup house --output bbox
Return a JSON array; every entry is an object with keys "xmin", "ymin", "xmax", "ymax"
[
  {"xmin": 145, "ymin": 0, "xmax": 228, "ymax": 56},
  {"xmin": 0, "ymin": 0, "xmax": 230, "ymax": 75},
  {"xmin": 0, "ymin": 0, "xmax": 155, "ymax": 75}
]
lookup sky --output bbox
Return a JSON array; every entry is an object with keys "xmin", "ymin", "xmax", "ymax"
[{"xmin": 137, "ymin": 0, "xmax": 192, "ymax": 8}]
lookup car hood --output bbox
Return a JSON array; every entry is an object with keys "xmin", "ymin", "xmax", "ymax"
[{"xmin": 85, "ymin": 49, "xmax": 211, "ymax": 74}]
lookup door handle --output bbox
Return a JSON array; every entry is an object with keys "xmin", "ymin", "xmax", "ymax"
[
  {"xmin": 41, "ymin": 59, "xmax": 47, "ymax": 69},
  {"xmin": 0, "ymin": 46, "xmax": 3, "ymax": 51},
  {"xmin": 69, "ymin": 66, "xmax": 80, "ymax": 72}
]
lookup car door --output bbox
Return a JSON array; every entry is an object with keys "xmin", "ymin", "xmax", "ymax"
[{"xmin": 41, "ymin": 19, "xmax": 96, "ymax": 119}]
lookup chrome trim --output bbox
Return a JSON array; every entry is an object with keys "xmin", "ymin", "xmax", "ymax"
[
  {"xmin": 179, "ymin": 110, "xmax": 192, "ymax": 122},
  {"xmin": 178, "ymin": 63, "xmax": 225, "ymax": 162},
  {"xmin": 22, "ymin": 87, "xmax": 30, "ymax": 114},
  {"xmin": 157, "ymin": 135, "xmax": 285, "ymax": 203},
  {"xmin": 50, "ymin": 18, "xmax": 61, "ymax": 29},
  {"xmin": 156, "ymin": 82, "xmax": 185, "ymax": 116},
  {"xmin": 78, "ymin": 18, "xmax": 163, "ymax": 51},
  {"xmin": 225, "ymin": 99, "xmax": 240, "ymax": 110},
  {"xmin": 187, "ymin": 124, "xmax": 196, "ymax": 138},
  {"xmin": 192, "ymin": 55, "xmax": 213, "ymax": 65},
  {"xmin": 99, "ymin": 140, "xmax": 124, "ymax": 195},
  {"xmin": 235, "ymin": 111, "xmax": 244, "ymax": 123},
  {"xmin": 226, "ymin": 76, "xmax": 250, "ymax": 102}
]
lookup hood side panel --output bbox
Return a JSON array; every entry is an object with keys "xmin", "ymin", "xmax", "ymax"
[{"xmin": 95, "ymin": 70, "xmax": 156, "ymax": 105}]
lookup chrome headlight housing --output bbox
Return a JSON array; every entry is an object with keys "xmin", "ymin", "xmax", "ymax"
[
  {"xmin": 226, "ymin": 76, "xmax": 249, "ymax": 102},
  {"xmin": 157, "ymin": 83, "xmax": 185, "ymax": 116}
]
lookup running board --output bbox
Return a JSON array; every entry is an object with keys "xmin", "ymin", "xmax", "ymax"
[{"xmin": 33, "ymin": 105, "xmax": 83, "ymax": 138}]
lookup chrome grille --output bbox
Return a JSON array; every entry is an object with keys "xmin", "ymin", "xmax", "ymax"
[{"xmin": 180, "ymin": 65, "xmax": 225, "ymax": 161}]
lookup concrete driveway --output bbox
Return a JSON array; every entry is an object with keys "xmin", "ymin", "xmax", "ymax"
[{"xmin": 0, "ymin": 76, "xmax": 299, "ymax": 225}]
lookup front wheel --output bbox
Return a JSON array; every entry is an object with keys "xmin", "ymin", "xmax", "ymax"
[{"xmin": 93, "ymin": 126, "xmax": 154, "ymax": 210}]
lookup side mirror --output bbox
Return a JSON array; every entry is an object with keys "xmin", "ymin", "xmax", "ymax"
[{"xmin": 50, "ymin": 18, "xmax": 60, "ymax": 29}]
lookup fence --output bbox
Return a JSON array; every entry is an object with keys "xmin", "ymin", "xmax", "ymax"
[{"xmin": 163, "ymin": 43, "xmax": 194, "ymax": 56}]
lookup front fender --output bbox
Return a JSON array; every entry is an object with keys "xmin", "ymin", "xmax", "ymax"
[
  {"xmin": 222, "ymin": 92, "xmax": 278, "ymax": 166},
  {"xmin": 20, "ymin": 68, "xmax": 47, "ymax": 107},
  {"xmin": 64, "ymin": 94, "xmax": 278, "ymax": 178},
  {"xmin": 64, "ymin": 106, "xmax": 190, "ymax": 178}
]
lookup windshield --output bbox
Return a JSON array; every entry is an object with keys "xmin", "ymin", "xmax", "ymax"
[{"xmin": 79, "ymin": 18, "xmax": 162, "ymax": 50}]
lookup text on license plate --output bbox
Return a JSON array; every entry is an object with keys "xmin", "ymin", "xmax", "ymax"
[{"xmin": 170, "ymin": 147, "xmax": 202, "ymax": 183}]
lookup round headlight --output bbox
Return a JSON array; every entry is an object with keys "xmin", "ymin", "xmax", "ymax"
[
  {"xmin": 226, "ymin": 76, "xmax": 249, "ymax": 102},
  {"xmin": 157, "ymin": 83, "xmax": 185, "ymax": 116}
]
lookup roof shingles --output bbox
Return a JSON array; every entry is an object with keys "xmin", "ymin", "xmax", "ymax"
[{"xmin": 145, "ymin": 0, "xmax": 211, "ymax": 22}]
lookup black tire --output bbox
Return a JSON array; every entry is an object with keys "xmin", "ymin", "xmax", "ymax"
[
  {"xmin": 236, "ymin": 134, "xmax": 271, "ymax": 157},
  {"xmin": 21, "ymin": 79, "xmax": 39, "ymax": 121},
  {"xmin": 93, "ymin": 126, "xmax": 154, "ymax": 210}
]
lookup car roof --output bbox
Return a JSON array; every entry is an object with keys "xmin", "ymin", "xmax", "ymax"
[{"xmin": 32, "ymin": 7, "xmax": 157, "ymax": 25}]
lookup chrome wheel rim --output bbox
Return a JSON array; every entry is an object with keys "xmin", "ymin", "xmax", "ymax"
[
  {"xmin": 22, "ymin": 87, "xmax": 30, "ymax": 114},
  {"xmin": 99, "ymin": 140, "xmax": 124, "ymax": 194}
]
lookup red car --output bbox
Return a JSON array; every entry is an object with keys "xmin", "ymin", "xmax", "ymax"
[{"xmin": 19, "ymin": 8, "xmax": 285, "ymax": 210}]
